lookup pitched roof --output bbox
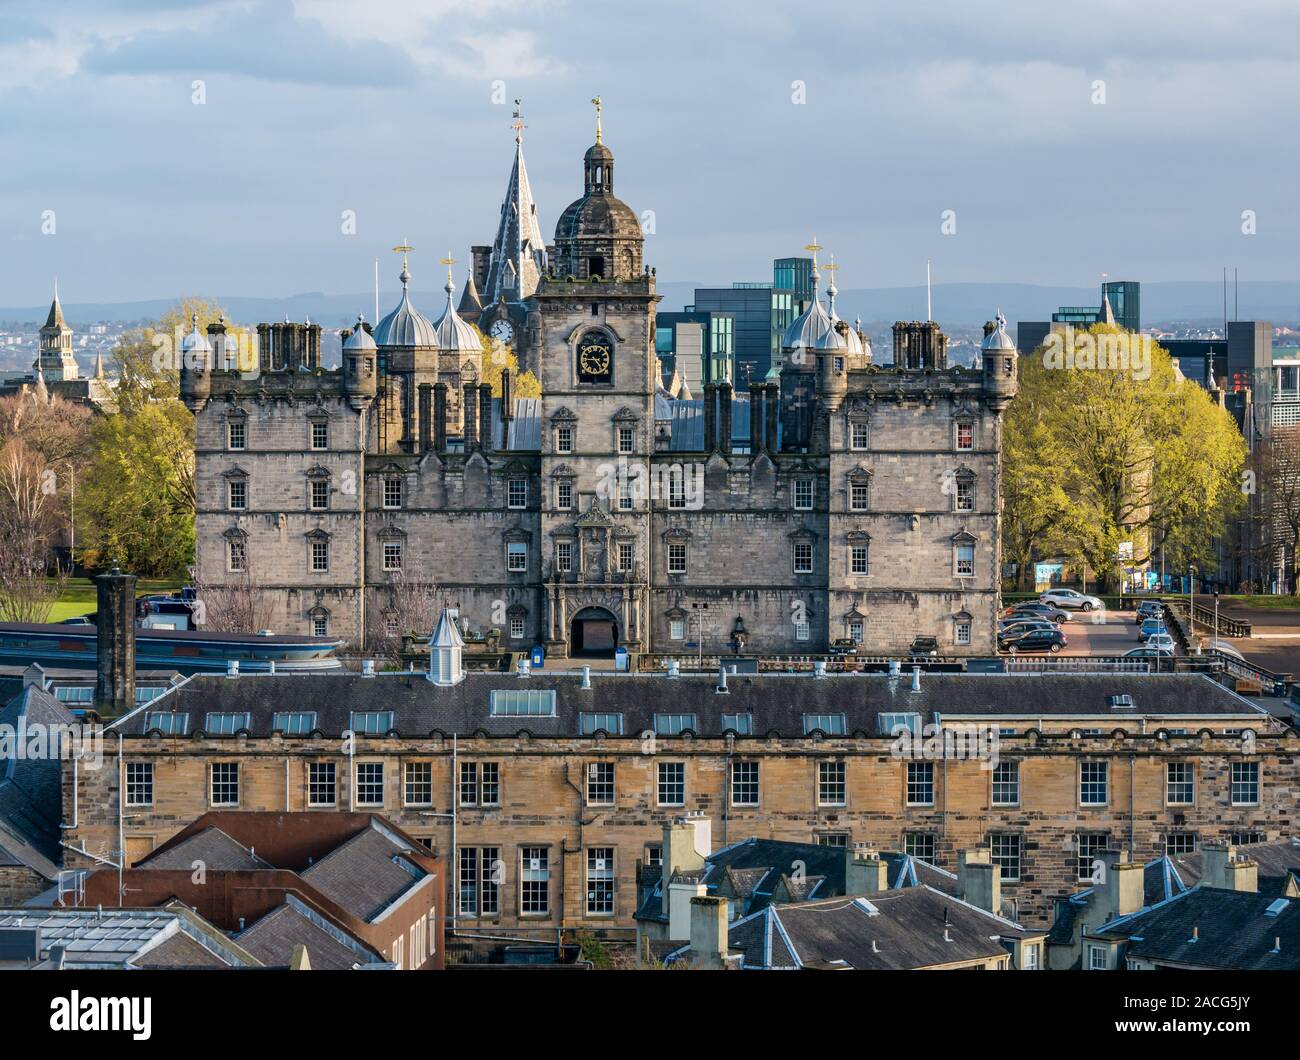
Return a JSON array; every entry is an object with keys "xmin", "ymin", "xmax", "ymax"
[
  {"xmin": 236, "ymin": 898, "xmax": 383, "ymax": 970},
  {"xmin": 1175, "ymin": 838, "xmax": 1300, "ymax": 895},
  {"xmin": 299, "ymin": 822, "xmax": 423, "ymax": 921},
  {"xmin": 136, "ymin": 826, "xmax": 273, "ymax": 872},
  {"xmin": 0, "ymin": 685, "xmax": 78, "ymax": 871}
]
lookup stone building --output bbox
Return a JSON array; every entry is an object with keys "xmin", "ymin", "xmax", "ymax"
[
  {"xmin": 0, "ymin": 289, "xmax": 115, "ymax": 409},
  {"xmin": 183, "ymin": 106, "xmax": 1018, "ymax": 656},
  {"xmin": 60, "ymin": 637, "xmax": 1298, "ymax": 930}
]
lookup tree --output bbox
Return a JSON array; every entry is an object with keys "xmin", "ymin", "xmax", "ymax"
[
  {"xmin": 477, "ymin": 327, "xmax": 541, "ymax": 399},
  {"xmin": 112, "ymin": 297, "xmax": 243, "ymax": 415},
  {"xmin": 1004, "ymin": 326, "xmax": 1246, "ymax": 591},
  {"xmin": 366, "ymin": 572, "xmax": 441, "ymax": 654},
  {"xmin": 0, "ymin": 438, "xmax": 71, "ymax": 621},
  {"xmin": 192, "ymin": 563, "xmax": 278, "ymax": 632}
]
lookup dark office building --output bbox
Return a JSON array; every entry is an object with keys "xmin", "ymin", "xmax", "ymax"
[
  {"xmin": 655, "ymin": 310, "xmax": 735, "ymax": 392},
  {"xmin": 690, "ymin": 284, "xmax": 796, "ymax": 390},
  {"xmin": 1017, "ymin": 280, "xmax": 1141, "ymax": 354},
  {"xmin": 774, "ymin": 257, "xmax": 814, "ymax": 311}
]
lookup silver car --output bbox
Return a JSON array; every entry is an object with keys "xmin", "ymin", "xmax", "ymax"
[{"xmin": 1039, "ymin": 588, "xmax": 1104, "ymax": 612}]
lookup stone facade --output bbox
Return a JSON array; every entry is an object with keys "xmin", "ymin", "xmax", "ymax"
[{"xmin": 183, "ymin": 123, "xmax": 1016, "ymax": 656}]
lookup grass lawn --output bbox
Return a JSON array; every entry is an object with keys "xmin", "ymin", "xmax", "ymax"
[
  {"xmin": 42, "ymin": 577, "xmax": 185, "ymax": 622},
  {"xmin": 1221, "ymin": 595, "xmax": 1300, "ymax": 610}
]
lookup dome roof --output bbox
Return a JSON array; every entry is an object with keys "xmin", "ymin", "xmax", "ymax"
[
  {"xmin": 981, "ymin": 311, "xmax": 1016, "ymax": 353},
  {"xmin": 554, "ymin": 190, "xmax": 642, "ymax": 244},
  {"xmin": 181, "ymin": 313, "xmax": 211, "ymax": 354},
  {"xmin": 374, "ymin": 267, "xmax": 437, "ymax": 348},
  {"xmin": 818, "ymin": 279, "xmax": 862, "ymax": 353},
  {"xmin": 782, "ymin": 268, "xmax": 833, "ymax": 351},
  {"xmin": 432, "ymin": 275, "xmax": 483, "ymax": 354},
  {"xmin": 343, "ymin": 315, "xmax": 376, "ymax": 352},
  {"xmin": 584, "ymin": 142, "xmax": 614, "ymax": 165}
]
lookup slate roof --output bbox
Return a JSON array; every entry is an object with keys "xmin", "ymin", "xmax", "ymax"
[
  {"xmin": 1091, "ymin": 886, "xmax": 1300, "ymax": 970},
  {"xmin": 1049, "ymin": 854, "xmax": 1194, "ymax": 946},
  {"xmin": 1175, "ymin": 838, "xmax": 1300, "ymax": 896},
  {"xmin": 299, "ymin": 821, "xmax": 423, "ymax": 921},
  {"xmin": 0, "ymin": 685, "xmax": 77, "ymax": 874},
  {"xmin": 667, "ymin": 396, "xmax": 752, "ymax": 451},
  {"xmin": 0, "ymin": 908, "xmax": 250, "ymax": 969},
  {"xmin": 137, "ymin": 826, "xmax": 273, "ymax": 872},
  {"xmin": 727, "ymin": 886, "xmax": 1042, "ymax": 970},
  {"xmin": 236, "ymin": 898, "xmax": 383, "ymax": 970},
  {"xmin": 108, "ymin": 671, "xmax": 1266, "ymax": 741}
]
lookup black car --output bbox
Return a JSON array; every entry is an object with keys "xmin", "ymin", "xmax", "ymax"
[
  {"xmin": 1000, "ymin": 627, "xmax": 1067, "ymax": 654},
  {"xmin": 1005, "ymin": 602, "xmax": 1070, "ymax": 624},
  {"xmin": 908, "ymin": 636, "xmax": 939, "ymax": 657},
  {"xmin": 1135, "ymin": 600, "xmax": 1163, "ymax": 622}
]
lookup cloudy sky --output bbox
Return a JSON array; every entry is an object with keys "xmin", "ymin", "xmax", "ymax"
[{"xmin": 3, "ymin": 0, "xmax": 1298, "ymax": 307}]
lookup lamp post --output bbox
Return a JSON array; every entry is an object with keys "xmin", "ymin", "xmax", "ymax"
[{"xmin": 1214, "ymin": 586, "xmax": 1220, "ymax": 650}]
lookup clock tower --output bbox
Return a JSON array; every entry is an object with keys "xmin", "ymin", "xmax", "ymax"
[{"xmin": 535, "ymin": 102, "xmax": 659, "ymax": 657}]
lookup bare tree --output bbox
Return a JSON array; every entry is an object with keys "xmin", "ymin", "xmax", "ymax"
[
  {"xmin": 0, "ymin": 438, "xmax": 70, "ymax": 622},
  {"xmin": 192, "ymin": 560, "xmax": 279, "ymax": 633},
  {"xmin": 366, "ymin": 572, "xmax": 441, "ymax": 654}
]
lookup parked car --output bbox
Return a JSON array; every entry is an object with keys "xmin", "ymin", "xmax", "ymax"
[
  {"xmin": 998, "ymin": 619, "xmax": 1057, "ymax": 639},
  {"xmin": 1000, "ymin": 627, "xmax": 1067, "ymax": 654},
  {"xmin": 1040, "ymin": 588, "xmax": 1105, "ymax": 612},
  {"xmin": 1005, "ymin": 602, "xmax": 1070, "ymax": 624},
  {"xmin": 1135, "ymin": 600, "xmax": 1163, "ymax": 622},
  {"xmin": 908, "ymin": 636, "xmax": 939, "ymax": 658},
  {"xmin": 1144, "ymin": 632, "xmax": 1177, "ymax": 653},
  {"xmin": 1124, "ymin": 646, "xmax": 1174, "ymax": 658},
  {"xmin": 829, "ymin": 638, "xmax": 859, "ymax": 656},
  {"xmin": 1138, "ymin": 617, "xmax": 1167, "ymax": 642}
]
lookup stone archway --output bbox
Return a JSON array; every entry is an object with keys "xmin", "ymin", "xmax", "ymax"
[{"xmin": 570, "ymin": 606, "xmax": 619, "ymax": 658}]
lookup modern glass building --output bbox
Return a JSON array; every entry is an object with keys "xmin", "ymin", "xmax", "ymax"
[
  {"xmin": 690, "ymin": 284, "xmax": 795, "ymax": 390},
  {"xmin": 773, "ymin": 257, "xmax": 814, "ymax": 311},
  {"xmin": 656, "ymin": 310, "xmax": 735, "ymax": 391},
  {"xmin": 1019, "ymin": 280, "xmax": 1142, "ymax": 354}
]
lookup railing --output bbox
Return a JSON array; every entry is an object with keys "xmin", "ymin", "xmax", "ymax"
[{"xmin": 1165, "ymin": 599, "xmax": 1252, "ymax": 638}]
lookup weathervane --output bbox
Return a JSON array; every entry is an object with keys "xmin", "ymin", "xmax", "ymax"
[
  {"xmin": 512, "ymin": 99, "xmax": 526, "ymax": 145},
  {"xmin": 591, "ymin": 96, "xmax": 603, "ymax": 144},
  {"xmin": 392, "ymin": 238, "xmax": 414, "ymax": 278},
  {"xmin": 440, "ymin": 250, "xmax": 456, "ymax": 286}
]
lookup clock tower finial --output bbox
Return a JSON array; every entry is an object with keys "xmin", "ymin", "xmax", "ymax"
[{"xmin": 590, "ymin": 96, "xmax": 602, "ymax": 144}]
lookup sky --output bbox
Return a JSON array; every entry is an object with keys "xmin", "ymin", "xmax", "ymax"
[{"xmin": 3, "ymin": 0, "xmax": 1299, "ymax": 307}]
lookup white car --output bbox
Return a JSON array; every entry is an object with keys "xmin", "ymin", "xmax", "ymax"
[
  {"xmin": 1202, "ymin": 638, "xmax": 1244, "ymax": 660},
  {"xmin": 1144, "ymin": 632, "xmax": 1177, "ymax": 653},
  {"xmin": 1039, "ymin": 588, "xmax": 1105, "ymax": 612}
]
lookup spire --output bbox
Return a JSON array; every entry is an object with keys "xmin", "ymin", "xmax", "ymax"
[
  {"xmin": 94, "ymin": 349, "xmax": 105, "ymax": 380},
  {"xmin": 393, "ymin": 238, "xmax": 414, "ymax": 288},
  {"xmin": 458, "ymin": 268, "xmax": 483, "ymax": 316},
  {"xmin": 483, "ymin": 109, "xmax": 546, "ymax": 305},
  {"xmin": 824, "ymin": 255, "xmax": 839, "ymax": 314},
  {"xmin": 804, "ymin": 237, "xmax": 822, "ymax": 293},
  {"xmin": 32, "ymin": 363, "xmax": 48, "ymax": 403},
  {"xmin": 1100, "ymin": 287, "xmax": 1117, "ymax": 326},
  {"xmin": 591, "ymin": 95, "xmax": 603, "ymax": 144},
  {"xmin": 43, "ymin": 283, "xmax": 68, "ymax": 332},
  {"xmin": 441, "ymin": 251, "xmax": 456, "ymax": 301}
]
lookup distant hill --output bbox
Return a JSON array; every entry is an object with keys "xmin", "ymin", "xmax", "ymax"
[{"xmin": 3, "ymin": 280, "xmax": 1297, "ymax": 330}]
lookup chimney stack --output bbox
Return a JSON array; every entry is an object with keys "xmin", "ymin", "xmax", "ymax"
[
  {"xmin": 688, "ymin": 895, "xmax": 732, "ymax": 970},
  {"xmin": 846, "ymin": 844, "xmax": 889, "ymax": 894},
  {"xmin": 702, "ymin": 383, "xmax": 717, "ymax": 452},
  {"xmin": 1202, "ymin": 843, "xmax": 1259, "ymax": 893},
  {"xmin": 719, "ymin": 381, "xmax": 733, "ymax": 455},
  {"xmin": 957, "ymin": 848, "xmax": 1001, "ymax": 915},
  {"xmin": 463, "ymin": 383, "xmax": 478, "ymax": 450},
  {"xmin": 433, "ymin": 383, "xmax": 448, "ymax": 452},
  {"xmin": 94, "ymin": 563, "xmax": 136, "ymax": 714},
  {"xmin": 479, "ymin": 382, "xmax": 493, "ymax": 452},
  {"xmin": 1098, "ymin": 848, "xmax": 1145, "ymax": 919}
]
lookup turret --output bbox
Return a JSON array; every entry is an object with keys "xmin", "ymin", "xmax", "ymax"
[
  {"xmin": 981, "ymin": 311, "xmax": 1018, "ymax": 412},
  {"xmin": 179, "ymin": 313, "xmax": 212, "ymax": 412},
  {"xmin": 342, "ymin": 314, "xmax": 378, "ymax": 411}
]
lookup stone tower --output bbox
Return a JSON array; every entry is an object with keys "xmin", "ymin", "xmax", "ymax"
[{"xmin": 37, "ymin": 284, "xmax": 80, "ymax": 382}]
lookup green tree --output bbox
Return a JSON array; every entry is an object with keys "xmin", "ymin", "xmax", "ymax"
[
  {"xmin": 476, "ymin": 326, "xmax": 541, "ymax": 399},
  {"xmin": 1004, "ymin": 326, "xmax": 1245, "ymax": 591},
  {"xmin": 113, "ymin": 297, "xmax": 243, "ymax": 415}
]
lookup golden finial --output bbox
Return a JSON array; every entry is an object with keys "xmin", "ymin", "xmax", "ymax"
[
  {"xmin": 392, "ymin": 238, "xmax": 414, "ymax": 277},
  {"xmin": 591, "ymin": 96, "xmax": 603, "ymax": 144},
  {"xmin": 440, "ymin": 250, "xmax": 456, "ymax": 286},
  {"xmin": 822, "ymin": 255, "xmax": 839, "ymax": 280},
  {"xmin": 511, "ymin": 99, "xmax": 526, "ymax": 145}
]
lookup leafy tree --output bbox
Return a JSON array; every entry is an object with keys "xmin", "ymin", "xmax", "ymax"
[
  {"xmin": 1004, "ymin": 326, "xmax": 1245, "ymax": 591},
  {"xmin": 476, "ymin": 327, "xmax": 541, "ymax": 399}
]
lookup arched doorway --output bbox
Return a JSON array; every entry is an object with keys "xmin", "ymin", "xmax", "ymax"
[{"xmin": 570, "ymin": 606, "xmax": 619, "ymax": 657}]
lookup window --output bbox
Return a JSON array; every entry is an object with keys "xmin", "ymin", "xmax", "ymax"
[
  {"xmin": 618, "ymin": 542, "xmax": 634, "ymax": 572},
  {"xmin": 355, "ymin": 762, "xmax": 384, "ymax": 806},
  {"xmin": 1231, "ymin": 761, "xmax": 1259, "ymax": 805},
  {"xmin": 310, "ymin": 479, "xmax": 329, "ymax": 510},
  {"xmin": 1023, "ymin": 942, "xmax": 1041, "ymax": 970},
  {"xmin": 954, "ymin": 542, "xmax": 975, "ymax": 577},
  {"xmin": 228, "ymin": 420, "xmax": 245, "ymax": 450},
  {"xmin": 722, "ymin": 713, "xmax": 753, "ymax": 735},
  {"xmin": 907, "ymin": 762, "xmax": 935, "ymax": 806},
  {"xmin": 1165, "ymin": 832, "xmax": 1197, "ymax": 857},
  {"xmin": 520, "ymin": 847, "xmax": 550, "ymax": 915},
  {"xmin": 556, "ymin": 480, "xmax": 573, "ymax": 510},
  {"xmin": 509, "ymin": 615, "xmax": 525, "ymax": 639},
  {"xmin": 850, "ymin": 421, "xmax": 869, "ymax": 450},
  {"xmin": 667, "ymin": 543, "xmax": 687, "ymax": 575},
  {"xmin": 210, "ymin": 762, "xmax": 239, "ymax": 806},
  {"xmin": 489, "ymin": 690, "xmax": 555, "ymax": 717},
  {"xmin": 1080, "ymin": 762, "xmax": 1108, "ymax": 805},
  {"xmin": 731, "ymin": 761, "xmax": 759, "ymax": 806},
  {"xmin": 1230, "ymin": 831, "xmax": 1266, "ymax": 846},
  {"xmin": 817, "ymin": 832, "xmax": 850, "ymax": 848},
  {"xmin": 955, "ymin": 479, "xmax": 974, "ymax": 512},
  {"xmin": 990, "ymin": 833, "xmax": 1022, "ymax": 882},
  {"xmin": 795, "ymin": 620, "xmax": 810, "ymax": 641},
  {"xmin": 404, "ymin": 761, "xmax": 432, "ymax": 806},
  {"xmin": 313, "ymin": 616, "xmax": 328, "ymax": 637},
  {"xmin": 992, "ymin": 761, "xmax": 1020, "ymax": 806},
  {"xmin": 850, "ymin": 482, "xmax": 869, "ymax": 511},
  {"xmin": 849, "ymin": 620, "xmax": 864, "ymax": 644},
  {"xmin": 228, "ymin": 479, "xmax": 246, "ymax": 511},
  {"xmin": 850, "ymin": 545, "xmax": 868, "ymax": 575},
  {"xmin": 618, "ymin": 476, "xmax": 634, "ymax": 511},
  {"xmin": 311, "ymin": 421, "xmax": 328, "ymax": 450},
  {"xmin": 1076, "ymin": 833, "xmax": 1109, "ymax": 881},
  {"xmin": 669, "ymin": 617, "xmax": 686, "ymax": 640},
  {"xmin": 579, "ymin": 712, "xmax": 623, "ymax": 735},
  {"xmin": 956, "ymin": 619, "xmax": 972, "ymax": 645},
  {"xmin": 587, "ymin": 848, "xmax": 615, "ymax": 915},
  {"xmin": 308, "ymin": 762, "xmax": 336, "ymax": 806},
  {"xmin": 803, "ymin": 713, "xmax": 846, "ymax": 736},
  {"xmin": 794, "ymin": 478, "xmax": 814, "ymax": 510},
  {"xmin": 586, "ymin": 762, "xmax": 615, "ymax": 805},
  {"xmin": 458, "ymin": 847, "xmax": 500, "ymax": 917},
  {"xmin": 556, "ymin": 425, "xmax": 573, "ymax": 454},
  {"xmin": 144, "ymin": 711, "xmax": 189, "ymax": 735},
  {"xmin": 383, "ymin": 541, "xmax": 402, "ymax": 571},
  {"xmin": 618, "ymin": 426, "xmax": 634, "ymax": 454},
  {"xmin": 654, "ymin": 713, "xmax": 697, "ymax": 736},
  {"xmin": 818, "ymin": 761, "xmax": 846, "ymax": 806},
  {"xmin": 556, "ymin": 541, "xmax": 573, "ymax": 573},
  {"xmin": 349, "ymin": 711, "xmax": 394, "ymax": 735},
  {"xmin": 228, "ymin": 536, "xmax": 246, "ymax": 573},
  {"xmin": 459, "ymin": 762, "xmax": 501, "ymax": 806},
  {"xmin": 508, "ymin": 478, "xmax": 527, "ymax": 509},
  {"xmin": 1166, "ymin": 762, "xmax": 1194, "ymax": 806},
  {"xmin": 955, "ymin": 421, "xmax": 973, "ymax": 451},
  {"xmin": 793, "ymin": 541, "xmax": 813, "ymax": 575},
  {"xmin": 879, "ymin": 713, "xmax": 922, "ymax": 737},
  {"xmin": 905, "ymin": 832, "xmax": 936, "ymax": 864},
  {"xmin": 1088, "ymin": 945, "xmax": 1107, "ymax": 971},
  {"xmin": 125, "ymin": 762, "xmax": 153, "ymax": 807},
  {"xmin": 204, "ymin": 712, "xmax": 250, "ymax": 736},
  {"xmin": 311, "ymin": 538, "xmax": 329, "ymax": 572},
  {"xmin": 668, "ymin": 469, "xmax": 687, "ymax": 509},
  {"xmin": 383, "ymin": 477, "xmax": 402, "ymax": 509},
  {"xmin": 657, "ymin": 762, "xmax": 685, "ymax": 806},
  {"xmin": 507, "ymin": 542, "xmax": 528, "ymax": 572},
  {"xmin": 645, "ymin": 845, "xmax": 663, "ymax": 867}
]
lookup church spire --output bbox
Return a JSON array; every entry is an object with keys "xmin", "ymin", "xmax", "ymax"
[{"xmin": 482, "ymin": 101, "xmax": 546, "ymax": 305}]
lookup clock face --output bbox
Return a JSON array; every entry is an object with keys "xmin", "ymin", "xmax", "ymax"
[
  {"xmin": 489, "ymin": 319, "xmax": 514, "ymax": 344},
  {"xmin": 577, "ymin": 333, "xmax": 613, "ymax": 383}
]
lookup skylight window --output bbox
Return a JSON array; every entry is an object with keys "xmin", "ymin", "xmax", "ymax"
[
  {"xmin": 272, "ymin": 711, "xmax": 318, "ymax": 735},
  {"xmin": 489, "ymin": 690, "xmax": 556, "ymax": 717},
  {"xmin": 144, "ymin": 711, "xmax": 189, "ymax": 735},
  {"xmin": 349, "ymin": 710, "xmax": 395, "ymax": 734},
  {"xmin": 204, "ymin": 712, "xmax": 251, "ymax": 735}
]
